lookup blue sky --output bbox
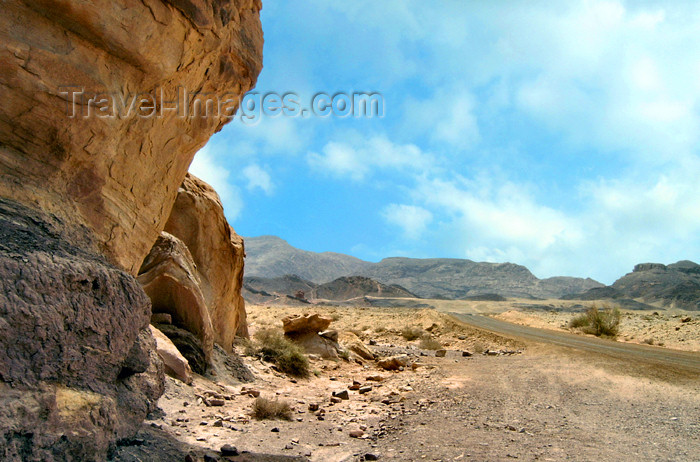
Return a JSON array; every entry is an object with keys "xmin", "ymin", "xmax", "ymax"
[{"xmin": 190, "ymin": 1, "xmax": 700, "ymax": 284}]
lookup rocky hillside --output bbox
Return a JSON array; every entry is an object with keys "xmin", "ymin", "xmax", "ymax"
[
  {"xmin": 243, "ymin": 274, "xmax": 415, "ymax": 304},
  {"xmin": 565, "ymin": 261, "xmax": 700, "ymax": 311},
  {"xmin": 244, "ymin": 236, "xmax": 371, "ymax": 282},
  {"xmin": 244, "ymin": 236, "xmax": 603, "ymax": 300}
]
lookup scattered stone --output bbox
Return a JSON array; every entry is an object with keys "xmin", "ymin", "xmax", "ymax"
[
  {"xmin": 340, "ymin": 331, "xmax": 376, "ymax": 360},
  {"xmin": 435, "ymin": 349, "xmax": 447, "ymax": 358},
  {"xmin": 349, "ymin": 429, "xmax": 365, "ymax": 438},
  {"xmin": 213, "ymin": 420, "xmax": 223, "ymax": 427},
  {"xmin": 308, "ymin": 354, "xmax": 321, "ymax": 361},
  {"xmin": 365, "ymin": 453, "xmax": 380, "ymax": 460},
  {"xmin": 330, "ymin": 397, "xmax": 343, "ymax": 404},
  {"xmin": 359, "ymin": 386, "xmax": 373, "ymax": 394},
  {"xmin": 366, "ymin": 375, "xmax": 385, "ymax": 382},
  {"xmin": 207, "ymin": 398, "xmax": 225, "ymax": 407},
  {"xmin": 486, "ymin": 350, "xmax": 499, "ymax": 356},
  {"xmin": 462, "ymin": 351, "xmax": 473, "ymax": 357},
  {"xmin": 204, "ymin": 455, "xmax": 218, "ymax": 462},
  {"xmin": 333, "ymin": 389, "xmax": 350, "ymax": 400},
  {"xmin": 309, "ymin": 403, "xmax": 320, "ymax": 412},
  {"xmin": 458, "ymin": 335, "xmax": 467, "ymax": 340},
  {"xmin": 349, "ymin": 381, "xmax": 361, "ymax": 391},
  {"xmin": 369, "ymin": 339, "xmax": 377, "ymax": 346},
  {"xmin": 271, "ymin": 427, "xmax": 280, "ymax": 433},
  {"xmin": 221, "ymin": 445, "xmax": 239, "ymax": 456},
  {"xmin": 681, "ymin": 316, "xmax": 692, "ymax": 323}
]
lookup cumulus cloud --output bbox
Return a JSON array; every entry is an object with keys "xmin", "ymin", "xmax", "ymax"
[
  {"xmin": 242, "ymin": 164, "xmax": 274, "ymax": 195},
  {"xmin": 307, "ymin": 134, "xmax": 433, "ymax": 181},
  {"xmin": 382, "ymin": 204, "xmax": 433, "ymax": 240}
]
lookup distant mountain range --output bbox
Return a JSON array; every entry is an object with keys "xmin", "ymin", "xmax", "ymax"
[
  {"xmin": 244, "ymin": 236, "xmax": 700, "ymax": 310},
  {"xmin": 244, "ymin": 236, "xmax": 602, "ymax": 300}
]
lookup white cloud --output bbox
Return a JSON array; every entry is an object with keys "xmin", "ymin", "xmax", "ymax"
[
  {"xmin": 188, "ymin": 146, "xmax": 243, "ymax": 220},
  {"xmin": 382, "ymin": 204, "xmax": 433, "ymax": 240},
  {"xmin": 307, "ymin": 134, "xmax": 433, "ymax": 181},
  {"xmin": 242, "ymin": 164, "xmax": 274, "ymax": 195}
]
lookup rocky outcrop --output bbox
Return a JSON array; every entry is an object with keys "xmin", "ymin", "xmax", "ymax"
[
  {"xmin": 0, "ymin": 198, "xmax": 164, "ymax": 460},
  {"xmin": 612, "ymin": 261, "xmax": 700, "ymax": 310},
  {"xmin": 0, "ymin": 0, "xmax": 263, "ymax": 275},
  {"xmin": 0, "ymin": 0, "xmax": 263, "ymax": 459},
  {"xmin": 164, "ymin": 174, "xmax": 248, "ymax": 350},
  {"xmin": 138, "ymin": 232, "xmax": 215, "ymax": 364},
  {"xmin": 282, "ymin": 314, "xmax": 340, "ymax": 359}
]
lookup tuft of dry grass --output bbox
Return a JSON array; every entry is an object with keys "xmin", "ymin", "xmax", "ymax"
[{"xmin": 252, "ymin": 397, "xmax": 292, "ymax": 420}]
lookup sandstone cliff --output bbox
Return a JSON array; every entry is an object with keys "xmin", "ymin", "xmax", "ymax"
[{"xmin": 0, "ymin": 1, "xmax": 263, "ymax": 459}]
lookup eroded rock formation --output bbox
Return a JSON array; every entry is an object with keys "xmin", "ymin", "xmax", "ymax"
[
  {"xmin": 0, "ymin": 0, "xmax": 263, "ymax": 275},
  {"xmin": 164, "ymin": 173, "xmax": 248, "ymax": 350},
  {"xmin": 0, "ymin": 0, "xmax": 263, "ymax": 459},
  {"xmin": 138, "ymin": 231, "xmax": 215, "ymax": 364}
]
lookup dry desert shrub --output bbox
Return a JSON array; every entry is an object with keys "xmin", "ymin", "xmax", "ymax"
[
  {"xmin": 253, "ymin": 328, "xmax": 309, "ymax": 378},
  {"xmin": 252, "ymin": 397, "xmax": 292, "ymax": 420},
  {"xmin": 401, "ymin": 326, "xmax": 423, "ymax": 341},
  {"xmin": 419, "ymin": 335, "xmax": 442, "ymax": 350},
  {"xmin": 568, "ymin": 304, "xmax": 621, "ymax": 338}
]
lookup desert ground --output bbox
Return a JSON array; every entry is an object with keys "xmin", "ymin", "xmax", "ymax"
[{"xmin": 115, "ymin": 303, "xmax": 700, "ymax": 461}]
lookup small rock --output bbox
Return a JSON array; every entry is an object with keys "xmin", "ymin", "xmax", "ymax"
[
  {"xmin": 330, "ymin": 396, "xmax": 343, "ymax": 404},
  {"xmin": 462, "ymin": 351, "xmax": 473, "ymax": 357},
  {"xmin": 200, "ymin": 421, "xmax": 208, "ymax": 426},
  {"xmin": 349, "ymin": 429, "xmax": 365, "ymax": 438},
  {"xmin": 220, "ymin": 444, "xmax": 239, "ymax": 456},
  {"xmin": 349, "ymin": 381, "xmax": 361, "ymax": 391},
  {"xmin": 369, "ymin": 339, "xmax": 377, "ymax": 346},
  {"xmin": 332, "ymin": 389, "xmax": 350, "ymax": 400},
  {"xmin": 308, "ymin": 403, "xmax": 319, "ymax": 411},
  {"xmin": 681, "ymin": 317, "xmax": 692, "ymax": 323},
  {"xmin": 486, "ymin": 350, "xmax": 499, "ymax": 356},
  {"xmin": 365, "ymin": 453, "xmax": 380, "ymax": 461},
  {"xmin": 308, "ymin": 354, "xmax": 321, "ymax": 361},
  {"xmin": 207, "ymin": 398, "xmax": 225, "ymax": 407},
  {"xmin": 457, "ymin": 335, "xmax": 467, "ymax": 340},
  {"xmin": 271, "ymin": 427, "xmax": 280, "ymax": 433},
  {"xmin": 213, "ymin": 420, "xmax": 223, "ymax": 427},
  {"xmin": 366, "ymin": 375, "xmax": 384, "ymax": 382},
  {"xmin": 241, "ymin": 389, "xmax": 261, "ymax": 398},
  {"xmin": 359, "ymin": 386, "xmax": 373, "ymax": 394},
  {"xmin": 435, "ymin": 349, "xmax": 447, "ymax": 358},
  {"xmin": 204, "ymin": 455, "xmax": 218, "ymax": 462},
  {"xmin": 284, "ymin": 444, "xmax": 293, "ymax": 450}
]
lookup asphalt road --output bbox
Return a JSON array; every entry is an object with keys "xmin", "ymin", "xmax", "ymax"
[{"xmin": 450, "ymin": 312, "xmax": 700, "ymax": 376}]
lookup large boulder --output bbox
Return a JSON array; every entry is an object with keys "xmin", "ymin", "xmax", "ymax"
[
  {"xmin": 0, "ymin": 198, "xmax": 164, "ymax": 460},
  {"xmin": 0, "ymin": 0, "xmax": 263, "ymax": 275},
  {"xmin": 164, "ymin": 174, "xmax": 248, "ymax": 350},
  {"xmin": 138, "ymin": 232, "xmax": 214, "ymax": 364},
  {"xmin": 150, "ymin": 325, "xmax": 193, "ymax": 385},
  {"xmin": 282, "ymin": 314, "xmax": 333, "ymax": 335}
]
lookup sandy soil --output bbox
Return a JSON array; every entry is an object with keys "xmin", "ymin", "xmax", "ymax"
[
  {"xmin": 116, "ymin": 304, "xmax": 700, "ymax": 461},
  {"xmin": 494, "ymin": 308, "xmax": 700, "ymax": 352}
]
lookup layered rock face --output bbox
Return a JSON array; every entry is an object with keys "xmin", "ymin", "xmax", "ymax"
[
  {"xmin": 0, "ymin": 0, "xmax": 263, "ymax": 459},
  {"xmin": 0, "ymin": 0, "xmax": 263, "ymax": 275}
]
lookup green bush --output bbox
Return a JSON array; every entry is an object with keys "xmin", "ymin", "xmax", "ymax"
[
  {"xmin": 252, "ymin": 397, "xmax": 292, "ymax": 420},
  {"xmin": 401, "ymin": 326, "xmax": 423, "ymax": 341},
  {"xmin": 253, "ymin": 329, "xmax": 309, "ymax": 378},
  {"xmin": 568, "ymin": 305, "xmax": 621, "ymax": 338}
]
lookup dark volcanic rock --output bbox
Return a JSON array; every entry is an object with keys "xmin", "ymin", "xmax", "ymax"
[{"xmin": 0, "ymin": 198, "xmax": 163, "ymax": 460}]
